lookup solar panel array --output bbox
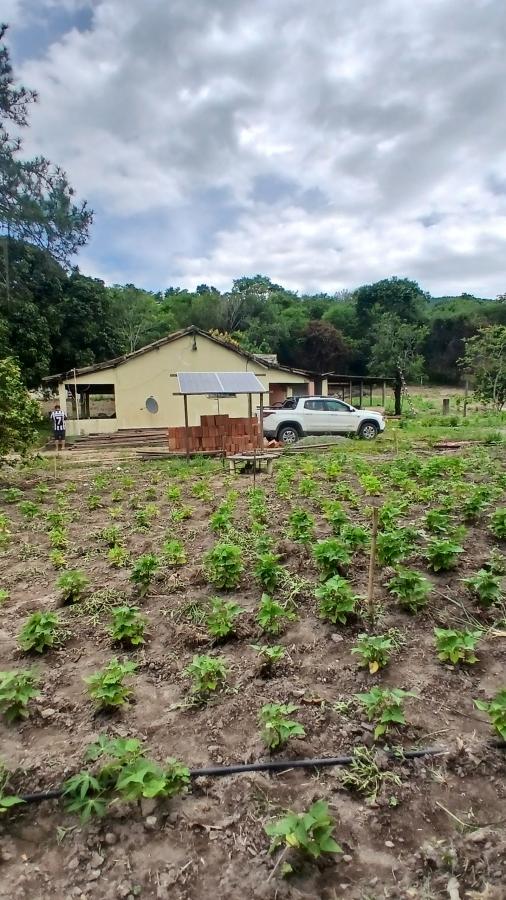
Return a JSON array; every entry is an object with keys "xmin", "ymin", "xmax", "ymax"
[{"xmin": 177, "ymin": 372, "xmax": 266, "ymax": 395}]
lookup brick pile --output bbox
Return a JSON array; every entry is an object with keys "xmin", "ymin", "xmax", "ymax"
[{"xmin": 168, "ymin": 414, "xmax": 262, "ymax": 454}]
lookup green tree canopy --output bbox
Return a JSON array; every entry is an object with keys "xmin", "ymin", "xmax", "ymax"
[
  {"xmin": 0, "ymin": 357, "xmax": 40, "ymax": 456},
  {"xmin": 460, "ymin": 324, "xmax": 506, "ymax": 410}
]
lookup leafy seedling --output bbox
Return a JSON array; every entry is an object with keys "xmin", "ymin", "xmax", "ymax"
[
  {"xmin": 288, "ymin": 509, "xmax": 315, "ymax": 544},
  {"xmin": 134, "ymin": 505, "xmax": 159, "ymax": 530},
  {"xmin": 474, "ymin": 689, "xmax": 506, "ymax": 740},
  {"xmin": 210, "ymin": 502, "xmax": 234, "ymax": 533},
  {"xmin": 485, "ymin": 548, "xmax": 506, "ymax": 575},
  {"xmin": 130, "ymin": 554, "xmax": 160, "ymax": 596},
  {"xmin": 85, "ymin": 658, "xmax": 137, "ymax": 709},
  {"xmin": 165, "ymin": 485, "xmax": 182, "ymax": 501},
  {"xmin": 425, "ymin": 508, "xmax": 452, "ymax": 534},
  {"xmin": 206, "ymin": 597, "xmax": 243, "ymax": 639},
  {"xmin": 387, "ymin": 568, "xmax": 430, "ymax": 613},
  {"xmin": 0, "ymin": 670, "xmax": 39, "ymax": 723},
  {"xmin": 259, "ymin": 703, "xmax": 305, "ymax": 749},
  {"xmin": 313, "ymin": 539, "xmax": 351, "ymax": 579},
  {"xmin": 340, "ymin": 523, "xmax": 370, "ymax": 551},
  {"xmin": 254, "ymin": 552, "xmax": 282, "ymax": 592},
  {"xmin": 463, "ymin": 569, "xmax": 503, "ymax": 606},
  {"xmin": 377, "ymin": 528, "xmax": 416, "ymax": 566},
  {"xmin": 352, "ymin": 633, "xmax": 394, "ymax": 673},
  {"xmin": 434, "ymin": 628, "xmax": 481, "ymax": 665},
  {"xmin": 251, "ymin": 644, "xmax": 286, "ymax": 674},
  {"xmin": 265, "ymin": 800, "xmax": 342, "ymax": 862},
  {"xmin": 356, "ymin": 686, "xmax": 415, "ymax": 739},
  {"xmin": 87, "ymin": 494, "xmax": 102, "ymax": 511},
  {"xmin": 359, "ymin": 474, "xmax": 383, "ymax": 496},
  {"xmin": 19, "ymin": 501, "xmax": 40, "ymax": 520},
  {"xmin": 204, "ymin": 542, "xmax": 244, "ymax": 589},
  {"xmin": 183, "ymin": 654, "xmax": 227, "ymax": 701},
  {"xmin": 57, "ymin": 570, "xmax": 89, "ymax": 603},
  {"xmin": 18, "ymin": 611, "xmax": 61, "ymax": 653},
  {"xmin": 0, "ymin": 764, "xmax": 24, "ymax": 815},
  {"xmin": 162, "ymin": 539, "xmax": 187, "ymax": 566},
  {"xmin": 49, "ymin": 528, "xmax": 68, "ymax": 550},
  {"xmin": 109, "ymin": 606, "xmax": 147, "ymax": 647},
  {"xmin": 49, "ymin": 549, "xmax": 66, "ymax": 569},
  {"xmin": 315, "ymin": 575, "xmax": 358, "ymax": 625},
  {"xmin": 426, "ymin": 538, "xmax": 464, "ymax": 572},
  {"xmin": 62, "ymin": 772, "xmax": 107, "ymax": 821},
  {"xmin": 99, "ymin": 525, "xmax": 122, "ymax": 547},
  {"xmin": 170, "ymin": 505, "xmax": 193, "ymax": 522},
  {"xmin": 490, "ymin": 509, "xmax": 506, "ymax": 540},
  {"xmin": 257, "ymin": 594, "xmax": 296, "ymax": 635},
  {"xmin": 108, "ymin": 546, "xmax": 129, "ymax": 568},
  {"xmin": 1, "ymin": 488, "xmax": 23, "ymax": 504},
  {"xmin": 323, "ymin": 500, "xmax": 348, "ymax": 535},
  {"xmin": 0, "ymin": 588, "xmax": 9, "ymax": 605}
]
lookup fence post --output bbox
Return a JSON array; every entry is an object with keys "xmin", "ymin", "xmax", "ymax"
[{"xmin": 442, "ymin": 398, "xmax": 450, "ymax": 416}]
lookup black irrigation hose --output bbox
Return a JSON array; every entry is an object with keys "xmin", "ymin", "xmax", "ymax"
[{"xmin": 17, "ymin": 742, "xmax": 506, "ymax": 805}]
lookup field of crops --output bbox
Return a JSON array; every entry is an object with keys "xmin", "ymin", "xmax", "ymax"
[{"xmin": 0, "ymin": 440, "xmax": 505, "ymax": 900}]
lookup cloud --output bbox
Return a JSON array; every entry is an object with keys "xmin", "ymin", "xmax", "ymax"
[{"xmin": 11, "ymin": 0, "xmax": 506, "ymax": 296}]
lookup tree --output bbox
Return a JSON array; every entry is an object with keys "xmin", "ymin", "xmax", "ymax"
[
  {"xmin": 0, "ymin": 24, "xmax": 91, "ymax": 305},
  {"xmin": 51, "ymin": 273, "xmax": 123, "ymax": 373},
  {"xmin": 298, "ymin": 320, "xmax": 350, "ymax": 373},
  {"xmin": 107, "ymin": 284, "xmax": 163, "ymax": 353},
  {"xmin": 460, "ymin": 325, "xmax": 506, "ymax": 410},
  {"xmin": 355, "ymin": 277, "xmax": 428, "ymax": 327},
  {"xmin": 0, "ymin": 357, "xmax": 40, "ymax": 456},
  {"xmin": 368, "ymin": 313, "xmax": 428, "ymax": 381}
]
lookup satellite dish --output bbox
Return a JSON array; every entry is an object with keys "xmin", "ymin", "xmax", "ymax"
[{"xmin": 145, "ymin": 396, "xmax": 158, "ymax": 414}]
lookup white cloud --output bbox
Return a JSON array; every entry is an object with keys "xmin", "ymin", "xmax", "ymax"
[{"xmin": 13, "ymin": 0, "xmax": 506, "ymax": 296}]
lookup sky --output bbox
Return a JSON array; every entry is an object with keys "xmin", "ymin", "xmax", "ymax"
[{"xmin": 5, "ymin": 0, "xmax": 506, "ymax": 297}]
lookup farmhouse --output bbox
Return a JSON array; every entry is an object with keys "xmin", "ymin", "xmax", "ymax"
[{"xmin": 43, "ymin": 326, "xmax": 313, "ymax": 438}]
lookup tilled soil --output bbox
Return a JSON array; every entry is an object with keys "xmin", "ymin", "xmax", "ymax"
[{"xmin": 0, "ymin": 451, "xmax": 505, "ymax": 900}]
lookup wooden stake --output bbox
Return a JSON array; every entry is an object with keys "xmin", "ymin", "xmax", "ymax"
[{"xmin": 366, "ymin": 506, "xmax": 379, "ymax": 624}]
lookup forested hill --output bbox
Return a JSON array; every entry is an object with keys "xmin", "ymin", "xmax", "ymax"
[{"xmin": 1, "ymin": 240, "xmax": 505, "ymax": 388}]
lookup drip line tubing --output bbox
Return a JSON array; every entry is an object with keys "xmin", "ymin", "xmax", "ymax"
[{"xmin": 16, "ymin": 741, "xmax": 505, "ymax": 805}]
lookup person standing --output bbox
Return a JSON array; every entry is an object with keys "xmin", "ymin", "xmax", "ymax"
[{"xmin": 50, "ymin": 403, "xmax": 67, "ymax": 451}]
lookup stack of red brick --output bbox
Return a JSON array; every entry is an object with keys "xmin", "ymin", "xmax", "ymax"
[{"xmin": 168, "ymin": 414, "xmax": 262, "ymax": 454}]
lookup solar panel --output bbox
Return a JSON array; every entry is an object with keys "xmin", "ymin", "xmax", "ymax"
[{"xmin": 177, "ymin": 372, "xmax": 266, "ymax": 394}]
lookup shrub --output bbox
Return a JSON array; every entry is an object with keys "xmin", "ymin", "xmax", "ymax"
[
  {"xmin": 206, "ymin": 598, "xmax": 243, "ymax": 639},
  {"xmin": 265, "ymin": 800, "xmax": 342, "ymax": 861},
  {"xmin": 130, "ymin": 554, "xmax": 160, "ymax": 595},
  {"xmin": 463, "ymin": 569, "xmax": 503, "ymax": 606},
  {"xmin": 109, "ymin": 606, "xmax": 147, "ymax": 647},
  {"xmin": 257, "ymin": 594, "xmax": 296, "ymax": 635},
  {"xmin": 0, "ymin": 670, "xmax": 39, "ymax": 722},
  {"xmin": 18, "ymin": 611, "xmax": 61, "ymax": 653},
  {"xmin": 254, "ymin": 552, "xmax": 282, "ymax": 592},
  {"xmin": 313, "ymin": 539, "xmax": 351, "ymax": 579},
  {"xmin": 490, "ymin": 509, "xmax": 506, "ymax": 540},
  {"xmin": 352, "ymin": 634, "xmax": 393, "ymax": 673},
  {"xmin": 434, "ymin": 628, "xmax": 481, "ymax": 665},
  {"xmin": 387, "ymin": 568, "xmax": 430, "ymax": 613},
  {"xmin": 426, "ymin": 538, "xmax": 464, "ymax": 572},
  {"xmin": 57, "ymin": 570, "xmax": 89, "ymax": 603},
  {"xmin": 85, "ymin": 659, "xmax": 137, "ymax": 708},
  {"xmin": 259, "ymin": 703, "xmax": 305, "ymax": 749},
  {"xmin": 204, "ymin": 542, "xmax": 243, "ymax": 589},
  {"xmin": 474, "ymin": 689, "xmax": 506, "ymax": 740},
  {"xmin": 162, "ymin": 539, "xmax": 187, "ymax": 566},
  {"xmin": 356, "ymin": 686, "xmax": 415, "ymax": 739},
  {"xmin": 315, "ymin": 576, "xmax": 358, "ymax": 625},
  {"xmin": 184, "ymin": 654, "xmax": 227, "ymax": 700}
]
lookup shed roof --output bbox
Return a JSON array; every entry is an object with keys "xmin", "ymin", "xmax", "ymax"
[{"xmin": 42, "ymin": 326, "xmax": 310, "ymax": 384}]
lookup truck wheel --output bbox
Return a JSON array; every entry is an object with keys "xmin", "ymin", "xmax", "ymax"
[
  {"xmin": 277, "ymin": 425, "xmax": 300, "ymax": 444},
  {"xmin": 358, "ymin": 421, "xmax": 379, "ymax": 440}
]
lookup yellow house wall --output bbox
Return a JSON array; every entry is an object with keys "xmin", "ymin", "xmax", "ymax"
[{"xmin": 61, "ymin": 333, "xmax": 310, "ymax": 436}]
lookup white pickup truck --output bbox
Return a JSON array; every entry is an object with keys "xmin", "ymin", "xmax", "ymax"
[{"xmin": 262, "ymin": 396, "xmax": 386, "ymax": 443}]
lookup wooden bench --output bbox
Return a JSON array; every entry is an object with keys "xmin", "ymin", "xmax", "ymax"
[{"xmin": 227, "ymin": 452, "xmax": 280, "ymax": 475}]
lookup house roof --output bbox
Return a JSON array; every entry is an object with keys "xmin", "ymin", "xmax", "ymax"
[{"xmin": 42, "ymin": 326, "xmax": 310, "ymax": 384}]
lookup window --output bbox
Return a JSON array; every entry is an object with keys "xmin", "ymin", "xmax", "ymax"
[
  {"xmin": 304, "ymin": 399, "xmax": 326, "ymax": 411},
  {"xmin": 324, "ymin": 399, "xmax": 350, "ymax": 412}
]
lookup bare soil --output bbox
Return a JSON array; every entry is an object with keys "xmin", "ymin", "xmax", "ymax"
[{"xmin": 0, "ymin": 449, "xmax": 505, "ymax": 900}]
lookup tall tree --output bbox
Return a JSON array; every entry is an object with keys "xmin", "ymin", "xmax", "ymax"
[
  {"xmin": 460, "ymin": 325, "xmax": 506, "ymax": 410},
  {"xmin": 355, "ymin": 277, "xmax": 428, "ymax": 327},
  {"xmin": 107, "ymin": 284, "xmax": 163, "ymax": 353},
  {"xmin": 0, "ymin": 357, "xmax": 40, "ymax": 456},
  {"xmin": 298, "ymin": 320, "xmax": 350, "ymax": 373},
  {"xmin": 0, "ymin": 24, "xmax": 91, "ymax": 311},
  {"xmin": 368, "ymin": 312, "xmax": 428, "ymax": 381}
]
